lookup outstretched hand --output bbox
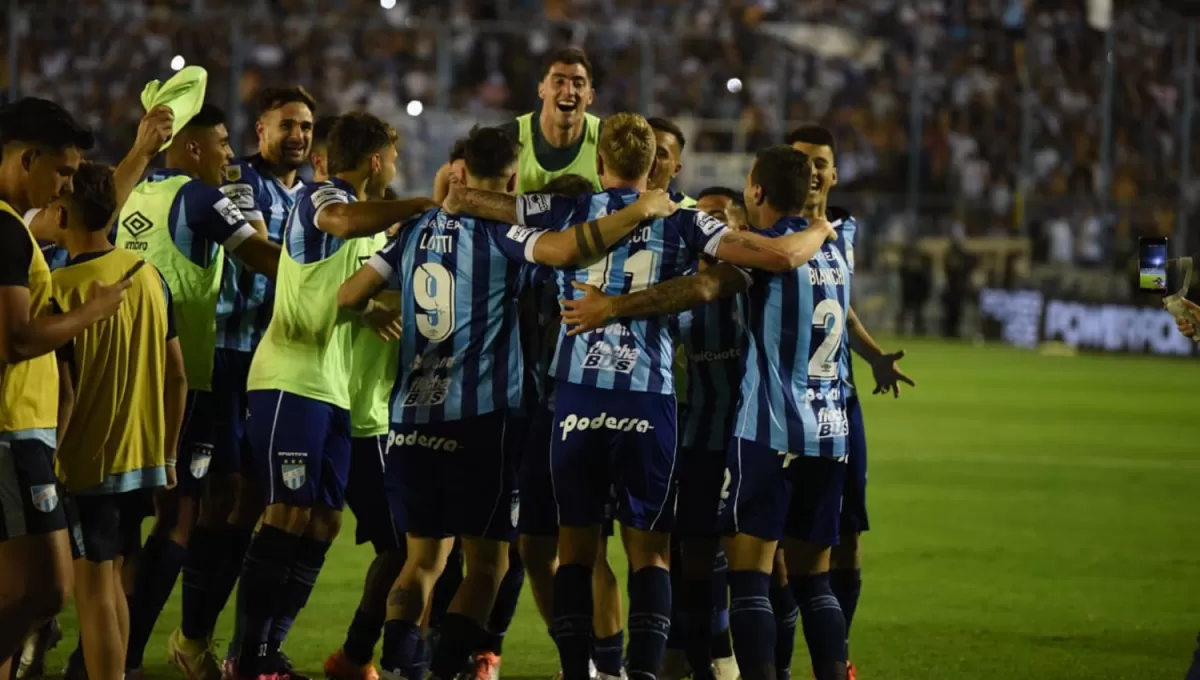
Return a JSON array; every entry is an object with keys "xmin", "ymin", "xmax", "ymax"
[{"xmin": 870, "ymin": 349, "xmax": 915, "ymax": 398}]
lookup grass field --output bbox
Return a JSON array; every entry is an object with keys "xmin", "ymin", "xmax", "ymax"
[{"xmin": 41, "ymin": 337, "xmax": 1200, "ymax": 680}]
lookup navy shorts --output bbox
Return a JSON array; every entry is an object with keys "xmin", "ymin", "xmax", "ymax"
[
  {"xmin": 0, "ymin": 439, "xmax": 68, "ymax": 541},
  {"xmin": 346, "ymin": 435, "xmax": 402, "ymax": 553},
  {"xmin": 518, "ymin": 406, "xmax": 558, "ymax": 537},
  {"xmin": 176, "ymin": 349, "xmax": 254, "ymax": 496},
  {"xmin": 840, "ymin": 394, "xmax": 869, "ymax": 534},
  {"xmin": 722, "ymin": 438, "xmax": 846, "ymax": 544},
  {"xmin": 550, "ymin": 382, "xmax": 678, "ymax": 532},
  {"xmin": 387, "ymin": 410, "xmax": 519, "ymax": 542},
  {"xmin": 65, "ymin": 490, "xmax": 153, "ymax": 562},
  {"xmin": 246, "ymin": 390, "xmax": 352, "ymax": 510},
  {"xmin": 675, "ymin": 446, "xmax": 726, "ymax": 538}
]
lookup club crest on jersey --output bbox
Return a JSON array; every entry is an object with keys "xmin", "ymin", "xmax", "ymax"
[
  {"xmin": 222, "ymin": 165, "xmax": 242, "ymax": 183},
  {"xmin": 582, "ymin": 341, "xmax": 640, "ymax": 373},
  {"xmin": 189, "ymin": 444, "xmax": 213, "ymax": 479},
  {"xmin": 281, "ymin": 463, "xmax": 306, "ymax": 490},
  {"xmin": 30, "ymin": 484, "xmax": 58, "ymax": 513}
]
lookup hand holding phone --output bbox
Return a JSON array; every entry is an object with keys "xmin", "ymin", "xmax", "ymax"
[
  {"xmin": 121, "ymin": 260, "xmax": 147, "ymax": 282},
  {"xmin": 1137, "ymin": 237, "xmax": 1169, "ymax": 294}
]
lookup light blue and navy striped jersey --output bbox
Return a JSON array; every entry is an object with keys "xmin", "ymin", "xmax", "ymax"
[
  {"xmin": 678, "ymin": 286, "xmax": 745, "ymax": 451},
  {"xmin": 126, "ymin": 169, "xmax": 254, "ymax": 268},
  {"xmin": 830, "ymin": 207, "xmax": 859, "ymax": 396},
  {"xmin": 285, "ymin": 178, "xmax": 356, "ymax": 264},
  {"xmin": 514, "ymin": 188, "xmax": 730, "ymax": 395},
  {"xmin": 216, "ymin": 155, "xmax": 304, "ymax": 351},
  {"xmin": 734, "ymin": 215, "xmax": 852, "ymax": 458},
  {"xmin": 368, "ymin": 208, "xmax": 542, "ymax": 424}
]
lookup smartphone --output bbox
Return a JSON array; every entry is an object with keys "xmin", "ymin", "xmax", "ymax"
[
  {"xmin": 120, "ymin": 259, "xmax": 147, "ymax": 283},
  {"xmin": 1138, "ymin": 237, "xmax": 1169, "ymax": 294}
]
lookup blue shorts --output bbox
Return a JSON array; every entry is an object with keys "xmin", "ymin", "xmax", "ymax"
[
  {"xmin": 176, "ymin": 349, "xmax": 254, "ymax": 497},
  {"xmin": 245, "ymin": 390, "xmax": 352, "ymax": 510},
  {"xmin": 675, "ymin": 447, "xmax": 726, "ymax": 538},
  {"xmin": 722, "ymin": 438, "xmax": 846, "ymax": 544},
  {"xmin": 840, "ymin": 394, "xmax": 869, "ymax": 534},
  {"xmin": 346, "ymin": 435, "xmax": 402, "ymax": 553},
  {"xmin": 387, "ymin": 410, "xmax": 519, "ymax": 542},
  {"xmin": 550, "ymin": 381, "xmax": 678, "ymax": 532}
]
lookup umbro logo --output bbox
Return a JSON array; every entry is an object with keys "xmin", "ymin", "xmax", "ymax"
[{"xmin": 122, "ymin": 211, "xmax": 153, "ymax": 238}]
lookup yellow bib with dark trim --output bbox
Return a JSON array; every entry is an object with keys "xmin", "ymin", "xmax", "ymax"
[
  {"xmin": 0, "ymin": 200, "xmax": 58, "ymax": 436},
  {"xmin": 516, "ymin": 112, "xmax": 602, "ymax": 194},
  {"xmin": 51, "ymin": 250, "xmax": 169, "ymax": 491}
]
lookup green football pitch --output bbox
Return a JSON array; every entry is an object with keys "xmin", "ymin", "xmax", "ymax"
[{"xmin": 41, "ymin": 338, "xmax": 1200, "ymax": 679}]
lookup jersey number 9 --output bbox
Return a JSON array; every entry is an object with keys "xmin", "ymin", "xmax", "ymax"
[{"xmin": 414, "ymin": 262, "xmax": 456, "ymax": 342}]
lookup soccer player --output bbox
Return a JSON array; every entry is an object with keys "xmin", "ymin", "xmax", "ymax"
[
  {"xmin": 444, "ymin": 115, "xmax": 832, "ymax": 680},
  {"xmin": 787, "ymin": 125, "xmax": 913, "ymax": 679},
  {"xmin": 337, "ymin": 124, "xmax": 677, "ymax": 680},
  {"xmin": 310, "ymin": 115, "xmax": 339, "ymax": 182},
  {"xmin": 0, "ymin": 97, "xmax": 132, "ymax": 680},
  {"xmin": 113, "ymin": 103, "xmax": 282, "ymax": 679},
  {"xmin": 553, "ymin": 146, "xmax": 847, "ymax": 680},
  {"xmin": 169, "ymin": 88, "xmax": 316, "ymax": 680},
  {"xmin": 236, "ymin": 112, "xmax": 433, "ymax": 680},
  {"xmin": 47, "ymin": 161, "xmax": 189, "ymax": 680},
  {"xmin": 646, "ymin": 118, "xmax": 696, "ymax": 208},
  {"xmin": 434, "ymin": 48, "xmax": 602, "ymax": 201}
]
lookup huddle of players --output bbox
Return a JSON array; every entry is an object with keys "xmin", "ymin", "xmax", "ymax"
[{"xmin": 0, "ymin": 45, "xmax": 912, "ymax": 680}]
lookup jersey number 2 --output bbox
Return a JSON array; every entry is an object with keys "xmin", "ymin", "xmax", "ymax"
[
  {"xmin": 413, "ymin": 262, "xmax": 455, "ymax": 342},
  {"xmin": 808, "ymin": 298, "xmax": 844, "ymax": 380}
]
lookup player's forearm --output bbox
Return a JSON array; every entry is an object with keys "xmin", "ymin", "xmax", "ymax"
[
  {"xmin": 111, "ymin": 148, "xmax": 156, "ymax": 221},
  {"xmin": 162, "ymin": 370, "xmax": 188, "ymax": 467},
  {"xmin": 774, "ymin": 227, "xmax": 834, "ymax": 270},
  {"xmin": 610, "ymin": 272, "xmax": 726, "ymax": 321},
  {"xmin": 847, "ymin": 306, "xmax": 884, "ymax": 361},
  {"xmin": 324, "ymin": 199, "xmax": 434, "ymax": 239},
  {"xmin": 5, "ymin": 305, "xmax": 106, "ymax": 364},
  {"xmin": 337, "ymin": 268, "xmax": 390, "ymax": 312},
  {"xmin": 229, "ymin": 237, "xmax": 281, "ymax": 280},
  {"xmin": 449, "ymin": 188, "xmax": 519, "ymax": 224},
  {"xmin": 539, "ymin": 204, "xmax": 653, "ymax": 267}
]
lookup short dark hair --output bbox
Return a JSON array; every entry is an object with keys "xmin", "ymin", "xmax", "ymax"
[
  {"xmin": 751, "ymin": 146, "xmax": 811, "ymax": 214},
  {"xmin": 535, "ymin": 174, "xmax": 594, "ymax": 197},
  {"xmin": 543, "ymin": 47, "xmax": 594, "ymax": 84},
  {"xmin": 183, "ymin": 103, "xmax": 227, "ymax": 131},
  {"xmin": 65, "ymin": 162, "xmax": 117, "ymax": 232},
  {"xmin": 0, "ymin": 97, "xmax": 95, "ymax": 154},
  {"xmin": 458, "ymin": 126, "xmax": 520, "ymax": 180},
  {"xmin": 327, "ymin": 112, "xmax": 398, "ymax": 175},
  {"xmin": 697, "ymin": 186, "xmax": 745, "ymax": 208},
  {"xmin": 312, "ymin": 116, "xmax": 339, "ymax": 147},
  {"xmin": 647, "ymin": 117, "xmax": 686, "ymax": 151},
  {"xmin": 255, "ymin": 86, "xmax": 317, "ymax": 118},
  {"xmin": 786, "ymin": 124, "xmax": 836, "ymax": 154}
]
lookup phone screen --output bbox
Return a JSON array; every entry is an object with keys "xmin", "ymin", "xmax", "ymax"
[{"xmin": 1138, "ymin": 237, "xmax": 1169, "ymax": 293}]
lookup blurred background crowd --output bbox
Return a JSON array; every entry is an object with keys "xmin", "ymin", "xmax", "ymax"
[{"xmin": 3, "ymin": 0, "xmax": 1196, "ymax": 336}]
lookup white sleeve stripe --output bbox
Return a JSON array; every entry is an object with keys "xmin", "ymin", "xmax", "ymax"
[
  {"xmin": 223, "ymin": 224, "xmax": 258, "ymax": 251},
  {"xmin": 367, "ymin": 254, "xmax": 394, "ymax": 280},
  {"xmin": 703, "ymin": 228, "xmax": 729, "ymax": 259},
  {"xmin": 523, "ymin": 231, "xmax": 545, "ymax": 263},
  {"xmin": 22, "ymin": 208, "xmax": 41, "ymax": 225}
]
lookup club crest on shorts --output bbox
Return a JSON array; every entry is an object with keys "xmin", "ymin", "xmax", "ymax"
[
  {"xmin": 190, "ymin": 444, "xmax": 213, "ymax": 479},
  {"xmin": 281, "ymin": 463, "xmax": 306, "ymax": 490},
  {"xmin": 510, "ymin": 491, "xmax": 520, "ymax": 528},
  {"xmin": 30, "ymin": 484, "xmax": 58, "ymax": 513}
]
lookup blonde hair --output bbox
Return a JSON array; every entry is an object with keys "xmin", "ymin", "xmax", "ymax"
[{"xmin": 599, "ymin": 113, "xmax": 656, "ymax": 182}]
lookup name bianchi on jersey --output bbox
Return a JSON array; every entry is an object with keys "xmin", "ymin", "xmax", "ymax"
[
  {"xmin": 808, "ymin": 267, "xmax": 846, "ymax": 286},
  {"xmin": 560, "ymin": 413, "xmax": 655, "ymax": 440},
  {"xmin": 583, "ymin": 340, "xmax": 641, "ymax": 373}
]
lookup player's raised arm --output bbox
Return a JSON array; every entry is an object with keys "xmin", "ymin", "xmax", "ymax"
[
  {"xmin": 337, "ymin": 237, "xmax": 404, "ymax": 340},
  {"xmin": 847, "ymin": 306, "xmax": 915, "ymax": 397},
  {"xmin": 524, "ymin": 189, "xmax": 678, "ymax": 267},
  {"xmin": 315, "ymin": 187, "xmax": 438, "ymax": 240},
  {"xmin": 710, "ymin": 219, "xmax": 834, "ymax": 272},
  {"xmin": 112, "ymin": 106, "xmax": 174, "ymax": 218},
  {"xmin": 561, "ymin": 262, "xmax": 750, "ymax": 335}
]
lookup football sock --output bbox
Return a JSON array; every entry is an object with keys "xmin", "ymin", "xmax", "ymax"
[
  {"xmin": 627, "ymin": 567, "xmax": 672, "ymax": 680},
  {"xmin": 727, "ymin": 571, "xmax": 776, "ymax": 680},
  {"xmin": 552, "ymin": 563, "xmax": 594, "ymax": 680}
]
